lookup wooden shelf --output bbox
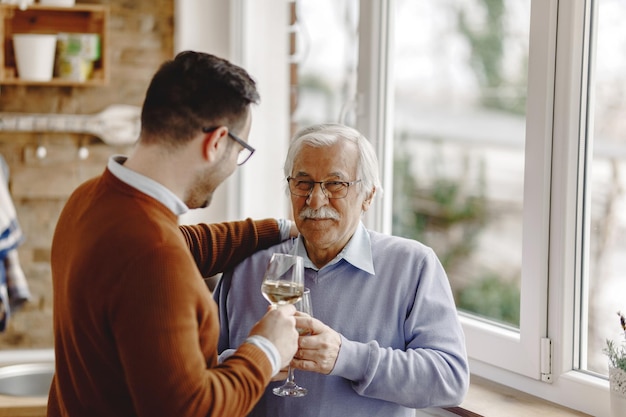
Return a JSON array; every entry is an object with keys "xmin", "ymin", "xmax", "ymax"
[{"xmin": 0, "ymin": 3, "xmax": 109, "ymax": 86}]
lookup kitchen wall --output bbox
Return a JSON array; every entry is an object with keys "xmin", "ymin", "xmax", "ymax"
[{"xmin": 0, "ymin": 0, "xmax": 174, "ymax": 350}]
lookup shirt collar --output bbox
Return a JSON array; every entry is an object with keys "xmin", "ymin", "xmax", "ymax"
[
  {"xmin": 293, "ymin": 221, "xmax": 375, "ymax": 275},
  {"xmin": 107, "ymin": 155, "xmax": 189, "ymax": 216}
]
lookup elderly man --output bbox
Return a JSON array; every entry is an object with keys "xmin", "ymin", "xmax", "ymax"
[{"xmin": 214, "ymin": 123, "xmax": 469, "ymax": 417}]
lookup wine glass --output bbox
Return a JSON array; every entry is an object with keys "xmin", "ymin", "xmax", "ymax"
[
  {"xmin": 261, "ymin": 253, "xmax": 304, "ymax": 308},
  {"xmin": 273, "ymin": 288, "xmax": 312, "ymax": 397}
]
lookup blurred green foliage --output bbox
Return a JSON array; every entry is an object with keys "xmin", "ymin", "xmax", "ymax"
[
  {"xmin": 458, "ymin": 273, "xmax": 520, "ymax": 326},
  {"xmin": 392, "ymin": 141, "xmax": 520, "ymax": 327}
]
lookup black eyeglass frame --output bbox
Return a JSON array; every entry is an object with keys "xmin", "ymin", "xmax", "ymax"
[
  {"xmin": 202, "ymin": 126, "xmax": 255, "ymax": 165},
  {"xmin": 286, "ymin": 177, "xmax": 362, "ymax": 199}
]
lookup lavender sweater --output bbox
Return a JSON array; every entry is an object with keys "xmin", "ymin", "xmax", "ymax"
[{"xmin": 215, "ymin": 222, "xmax": 469, "ymax": 417}]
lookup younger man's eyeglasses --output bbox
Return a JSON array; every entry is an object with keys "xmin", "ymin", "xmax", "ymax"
[{"xmin": 202, "ymin": 127, "xmax": 255, "ymax": 166}]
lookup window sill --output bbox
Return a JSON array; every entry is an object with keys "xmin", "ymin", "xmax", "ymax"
[
  {"xmin": 0, "ymin": 394, "xmax": 46, "ymax": 417},
  {"xmin": 443, "ymin": 375, "xmax": 593, "ymax": 417},
  {"xmin": 0, "ymin": 374, "xmax": 596, "ymax": 417}
]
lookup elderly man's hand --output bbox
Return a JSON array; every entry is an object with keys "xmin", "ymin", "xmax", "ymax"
[{"xmin": 291, "ymin": 315, "xmax": 342, "ymax": 375}]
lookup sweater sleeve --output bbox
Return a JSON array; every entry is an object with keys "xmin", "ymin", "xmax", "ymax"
[{"xmin": 179, "ymin": 218, "xmax": 281, "ymax": 277}]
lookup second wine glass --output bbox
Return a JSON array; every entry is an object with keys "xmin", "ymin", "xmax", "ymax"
[{"xmin": 273, "ymin": 288, "xmax": 312, "ymax": 397}]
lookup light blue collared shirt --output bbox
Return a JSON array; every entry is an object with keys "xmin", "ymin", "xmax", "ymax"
[{"xmin": 292, "ymin": 221, "xmax": 375, "ymax": 275}]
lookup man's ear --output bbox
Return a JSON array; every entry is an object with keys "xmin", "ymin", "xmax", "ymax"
[
  {"xmin": 202, "ymin": 127, "xmax": 228, "ymax": 161},
  {"xmin": 362, "ymin": 187, "xmax": 376, "ymax": 212}
]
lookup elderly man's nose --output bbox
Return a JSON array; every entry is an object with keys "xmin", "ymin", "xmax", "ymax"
[{"xmin": 306, "ymin": 183, "xmax": 329, "ymax": 207}]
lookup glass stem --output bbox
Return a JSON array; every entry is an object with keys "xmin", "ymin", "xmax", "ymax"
[{"xmin": 286, "ymin": 366, "xmax": 296, "ymax": 384}]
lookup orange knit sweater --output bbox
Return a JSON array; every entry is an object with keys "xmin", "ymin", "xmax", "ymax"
[{"xmin": 48, "ymin": 168, "xmax": 282, "ymax": 417}]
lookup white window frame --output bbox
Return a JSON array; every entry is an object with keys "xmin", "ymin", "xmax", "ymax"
[
  {"xmin": 355, "ymin": 0, "xmax": 610, "ymax": 415},
  {"xmin": 353, "ymin": 0, "xmax": 393, "ymax": 234}
]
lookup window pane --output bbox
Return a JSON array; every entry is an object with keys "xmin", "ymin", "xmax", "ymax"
[
  {"xmin": 583, "ymin": 0, "xmax": 626, "ymax": 376},
  {"xmin": 290, "ymin": 0, "xmax": 359, "ymax": 131},
  {"xmin": 391, "ymin": 0, "xmax": 530, "ymax": 328}
]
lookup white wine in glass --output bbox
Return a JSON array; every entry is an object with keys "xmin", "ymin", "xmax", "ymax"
[
  {"xmin": 261, "ymin": 253, "xmax": 304, "ymax": 307},
  {"xmin": 273, "ymin": 288, "xmax": 312, "ymax": 397}
]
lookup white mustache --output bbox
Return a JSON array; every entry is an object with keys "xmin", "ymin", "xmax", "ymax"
[{"xmin": 298, "ymin": 206, "xmax": 340, "ymax": 220}]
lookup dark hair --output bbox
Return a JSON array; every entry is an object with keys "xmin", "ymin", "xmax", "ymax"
[{"xmin": 140, "ymin": 51, "xmax": 260, "ymax": 147}]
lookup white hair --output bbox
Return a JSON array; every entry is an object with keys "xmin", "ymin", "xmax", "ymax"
[{"xmin": 283, "ymin": 123, "xmax": 383, "ymax": 200}]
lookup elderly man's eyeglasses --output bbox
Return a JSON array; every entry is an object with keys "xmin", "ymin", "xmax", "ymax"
[
  {"xmin": 287, "ymin": 177, "xmax": 361, "ymax": 199},
  {"xmin": 202, "ymin": 127, "xmax": 255, "ymax": 166}
]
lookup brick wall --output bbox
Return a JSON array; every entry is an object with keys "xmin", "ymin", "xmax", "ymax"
[{"xmin": 0, "ymin": 0, "xmax": 174, "ymax": 349}]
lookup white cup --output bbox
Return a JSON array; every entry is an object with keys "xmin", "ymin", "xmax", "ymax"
[{"xmin": 13, "ymin": 34, "xmax": 57, "ymax": 81}]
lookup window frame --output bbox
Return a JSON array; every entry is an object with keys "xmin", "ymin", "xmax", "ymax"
[{"xmin": 355, "ymin": 0, "xmax": 610, "ymax": 415}]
